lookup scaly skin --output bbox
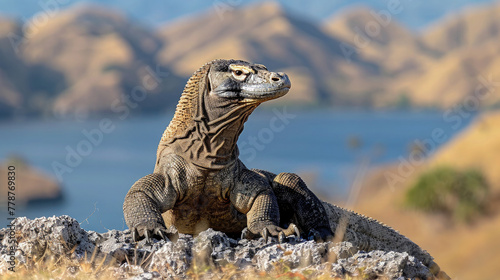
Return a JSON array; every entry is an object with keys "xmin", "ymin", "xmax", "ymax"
[
  {"xmin": 322, "ymin": 202, "xmax": 434, "ymax": 266},
  {"xmin": 123, "ymin": 59, "xmax": 332, "ymax": 243},
  {"xmin": 123, "ymin": 59, "xmax": 443, "ymax": 275}
]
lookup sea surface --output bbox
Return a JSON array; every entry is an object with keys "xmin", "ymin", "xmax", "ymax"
[{"xmin": 0, "ymin": 109, "xmax": 475, "ymax": 232}]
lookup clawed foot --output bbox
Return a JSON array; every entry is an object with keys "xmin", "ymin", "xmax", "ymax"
[
  {"xmin": 241, "ymin": 223, "xmax": 300, "ymax": 243},
  {"xmin": 130, "ymin": 222, "xmax": 179, "ymax": 243}
]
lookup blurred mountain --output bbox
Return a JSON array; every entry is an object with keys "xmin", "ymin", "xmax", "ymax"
[
  {"xmin": 0, "ymin": 18, "xmax": 25, "ymax": 117},
  {"xmin": 324, "ymin": 7, "xmax": 429, "ymax": 75},
  {"xmin": 323, "ymin": 7, "xmax": 436, "ymax": 108},
  {"xmin": 1, "ymin": 2, "xmax": 500, "ymax": 118},
  {"xmin": 400, "ymin": 3, "xmax": 500, "ymax": 108},
  {"xmin": 0, "ymin": 18, "xmax": 64, "ymax": 117},
  {"xmin": 325, "ymin": 2, "xmax": 500, "ymax": 109},
  {"xmin": 387, "ymin": 3, "xmax": 500, "ymax": 108},
  {"xmin": 422, "ymin": 3, "xmax": 500, "ymax": 54},
  {"xmin": 20, "ymin": 4, "xmax": 184, "ymax": 118},
  {"xmin": 157, "ymin": 2, "xmax": 382, "ymax": 106},
  {"xmin": 0, "ymin": 4, "xmax": 184, "ymax": 119}
]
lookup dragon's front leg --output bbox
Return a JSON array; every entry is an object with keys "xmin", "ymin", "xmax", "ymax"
[
  {"xmin": 254, "ymin": 170, "xmax": 334, "ymax": 241},
  {"xmin": 123, "ymin": 173, "xmax": 179, "ymax": 242},
  {"xmin": 232, "ymin": 169, "xmax": 299, "ymax": 242}
]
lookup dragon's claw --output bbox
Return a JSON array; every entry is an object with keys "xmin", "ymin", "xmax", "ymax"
[
  {"xmin": 130, "ymin": 223, "xmax": 178, "ymax": 242},
  {"xmin": 242, "ymin": 223, "xmax": 301, "ymax": 243},
  {"xmin": 278, "ymin": 231, "xmax": 286, "ymax": 243},
  {"xmin": 261, "ymin": 227, "xmax": 270, "ymax": 243}
]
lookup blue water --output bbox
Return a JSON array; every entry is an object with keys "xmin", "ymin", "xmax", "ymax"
[{"xmin": 0, "ymin": 109, "xmax": 474, "ymax": 232}]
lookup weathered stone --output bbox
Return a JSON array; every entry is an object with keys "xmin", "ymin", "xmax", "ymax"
[
  {"xmin": 1, "ymin": 216, "xmax": 94, "ymax": 261},
  {"xmin": 0, "ymin": 216, "xmax": 432, "ymax": 279}
]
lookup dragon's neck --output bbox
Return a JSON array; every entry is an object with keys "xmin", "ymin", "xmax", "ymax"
[
  {"xmin": 157, "ymin": 61, "xmax": 260, "ymax": 170},
  {"xmin": 161, "ymin": 101, "xmax": 257, "ymax": 171},
  {"xmin": 200, "ymin": 101, "xmax": 258, "ymax": 168}
]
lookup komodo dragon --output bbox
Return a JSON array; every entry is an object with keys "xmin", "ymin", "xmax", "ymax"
[{"xmin": 123, "ymin": 59, "xmax": 441, "ymax": 273}]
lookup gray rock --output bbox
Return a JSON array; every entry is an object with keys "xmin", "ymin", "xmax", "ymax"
[
  {"xmin": 149, "ymin": 235, "xmax": 193, "ymax": 278},
  {"xmin": 1, "ymin": 215, "xmax": 94, "ymax": 267},
  {"xmin": 0, "ymin": 216, "xmax": 432, "ymax": 279}
]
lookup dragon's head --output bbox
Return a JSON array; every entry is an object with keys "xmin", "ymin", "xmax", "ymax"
[
  {"xmin": 160, "ymin": 59, "xmax": 291, "ymax": 169},
  {"xmin": 207, "ymin": 59, "xmax": 291, "ymax": 103}
]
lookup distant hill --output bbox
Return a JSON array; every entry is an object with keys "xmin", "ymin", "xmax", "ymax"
[
  {"xmin": 0, "ymin": 156, "xmax": 62, "ymax": 205},
  {"xmin": 0, "ymin": 5, "xmax": 184, "ymax": 119},
  {"xmin": 402, "ymin": 3, "xmax": 500, "ymax": 108},
  {"xmin": 324, "ymin": 6, "xmax": 429, "ymax": 75},
  {"xmin": 325, "ymin": 3, "xmax": 500, "ymax": 109},
  {"xmin": 21, "ymin": 4, "xmax": 184, "ymax": 118},
  {"xmin": 0, "ymin": 18, "xmax": 25, "ymax": 117},
  {"xmin": 1, "ymin": 2, "xmax": 500, "ymax": 118},
  {"xmin": 0, "ymin": 18, "xmax": 59, "ymax": 118},
  {"xmin": 351, "ymin": 111, "xmax": 500, "ymax": 279},
  {"xmin": 322, "ymin": 7, "xmax": 436, "ymax": 108},
  {"xmin": 429, "ymin": 112, "xmax": 500, "ymax": 190},
  {"xmin": 422, "ymin": 3, "xmax": 500, "ymax": 54}
]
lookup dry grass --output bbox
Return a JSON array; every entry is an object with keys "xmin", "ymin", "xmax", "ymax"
[
  {"xmin": 1, "ymin": 234, "xmax": 114, "ymax": 280},
  {"xmin": 0, "ymin": 234, "xmax": 379, "ymax": 280},
  {"xmin": 1, "ymin": 250, "xmax": 374, "ymax": 280}
]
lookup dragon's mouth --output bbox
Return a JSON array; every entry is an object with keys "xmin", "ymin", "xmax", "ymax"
[
  {"xmin": 240, "ymin": 86, "xmax": 290, "ymax": 100},
  {"xmin": 239, "ymin": 74, "xmax": 291, "ymax": 100}
]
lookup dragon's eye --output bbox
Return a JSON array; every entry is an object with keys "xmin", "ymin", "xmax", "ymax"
[
  {"xmin": 229, "ymin": 64, "xmax": 252, "ymax": 81},
  {"xmin": 231, "ymin": 69, "xmax": 248, "ymax": 81}
]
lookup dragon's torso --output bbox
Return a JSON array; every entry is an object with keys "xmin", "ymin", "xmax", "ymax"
[{"xmin": 154, "ymin": 150, "xmax": 247, "ymax": 235}]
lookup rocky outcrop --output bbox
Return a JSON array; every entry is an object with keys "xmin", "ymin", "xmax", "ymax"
[{"xmin": 0, "ymin": 215, "xmax": 433, "ymax": 279}]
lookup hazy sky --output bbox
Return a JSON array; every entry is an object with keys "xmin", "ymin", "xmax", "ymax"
[{"xmin": 0, "ymin": 0, "xmax": 498, "ymax": 30}]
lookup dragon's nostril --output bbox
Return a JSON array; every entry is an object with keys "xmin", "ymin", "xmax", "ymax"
[
  {"xmin": 271, "ymin": 73, "xmax": 281, "ymax": 82},
  {"xmin": 270, "ymin": 72, "xmax": 281, "ymax": 82}
]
